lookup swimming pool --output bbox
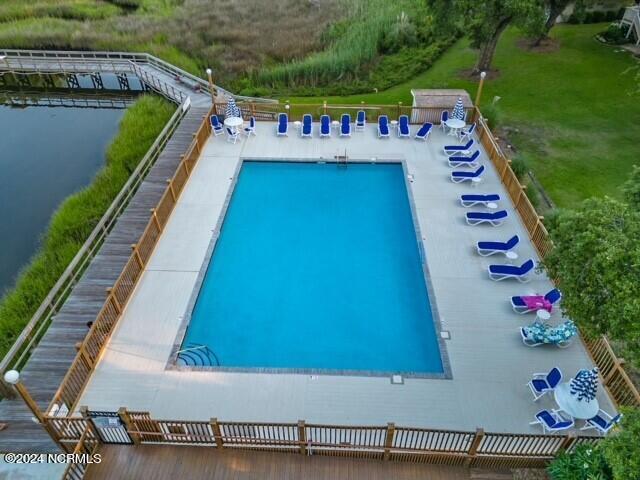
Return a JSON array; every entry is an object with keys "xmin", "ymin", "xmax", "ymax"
[{"xmin": 178, "ymin": 160, "xmax": 445, "ymax": 375}]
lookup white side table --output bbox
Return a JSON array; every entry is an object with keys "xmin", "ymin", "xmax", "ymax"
[
  {"xmin": 486, "ymin": 202, "xmax": 498, "ymax": 210},
  {"xmin": 536, "ymin": 309, "xmax": 551, "ymax": 322},
  {"xmin": 471, "ymin": 177, "xmax": 482, "ymax": 187},
  {"xmin": 390, "ymin": 120, "xmax": 398, "ymax": 129},
  {"xmin": 331, "ymin": 120, "xmax": 340, "ymax": 130},
  {"xmin": 294, "ymin": 121, "xmax": 302, "ymax": 130},
  {"xmin": 505, "ymin": 251, "xmax": 519, "ymax": 264}
]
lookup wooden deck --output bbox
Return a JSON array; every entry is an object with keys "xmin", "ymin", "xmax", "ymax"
[
  {"xmin": 86, "ymin": 445, "xmax": 474, "ymax": 480},
  {"xmin": 0, "ymin": 105, "xmax": 210, "ymax": 453}
]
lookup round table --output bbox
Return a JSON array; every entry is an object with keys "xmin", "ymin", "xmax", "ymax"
[
  {"xmin": 486, "ymin": 202, "xmax": 498, "ymax": 210},
  {"xmin": 445, "ymin": 118, "xmax": 465, "ymax": 137},
  {"xmin": 294, "ymin": 120, "xmax": 302, "ymax": 130},
  {"xmin": 224, "ymin": 116, "xmax": 243, "ymax": 134},
  {"xmin": 331, "ymin": 120, "xmax": 340, "ymax": 130},
  {"xmin": 505, "ymin": 251, "xmax": 519, "ymax": 263},
  {"xmin": 536, "ymin": 309, "xmax": 551, "ymax": 322},
  {"xmin": 554, "ymin": 382, "xmax": 599, "ymax": 420},
  {"xmin": 390, "ymin": 120, "xmax": 398, "ymax": 129},
  {"xmin": 471, "ymin": 177, "xmax": 482, "ymax": 187}
]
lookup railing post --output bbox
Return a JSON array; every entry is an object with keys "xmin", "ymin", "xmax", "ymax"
[
  {"xmin": 397, "ymin": 101, "xmax": 402, "ymax": 119},
  {"xmin": 106, "ymin": 288, "xmax": 122, "ymax": 314},
  {"xmin": 323, "ymin": 101, "xmax": 327, "ymax": 115},
  {"xmin": 210, "ymin": 418, "xmax": 224, "ymax": 449},
  {"xmin": 383, "ymin": 422, "xmax": 395, "ymax": 461},
  {"xmin": 559, "ymin": 432, "xmax": 576, "ymax": 452},
  {"xmin": 118, "ymin": 407, "xmax": 140, "ymax": 445},
  {"xmin": 150, "ymin": 208, "xmax": 162, "ymax": 232},
  {"xmin": 298, "ymin": 420, "xmax": 307, "ymax": 455},
  {"xmin": 166, "ymin": 179, "xmax": 176, "ymax": 201},
  {"xmin": 78, "ymin": 346, "xmax": 94, "ymax": 369},
  {"xmin": 131, "ymin": 244, "xmax": 144, "ymax": 269},
  {"xmin": 464, "ymin": 428, "xmax": 484, "ymax": 467},
  {"xmin": 605, "ymin": 358, "xmax": 625, "ymax": 385},
  {"xmin": 182, "ymin": 154, "xmax": 190, "ymax": 175}
]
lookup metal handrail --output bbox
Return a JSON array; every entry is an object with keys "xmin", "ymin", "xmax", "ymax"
[{"xmin": 0, "ymin": 97, "xmax": 190, "ymax": 397}]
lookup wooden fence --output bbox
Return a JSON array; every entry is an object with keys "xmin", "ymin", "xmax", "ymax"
[
  {"xmin": 51, "ymin": 409, "xmax": 602, "ymax": 474},
  {"xmin": 46, "ymin": 104, "xmax": 214, "ymax": 417}
]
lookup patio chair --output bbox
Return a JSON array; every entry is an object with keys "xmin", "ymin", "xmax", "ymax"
[
  {"xmin": 226, "ymin": 127, "xmax": 239, "ymax": 144},
  {"xmin": 530, "ymin": 409, "xmax": 574, "ymax": 434},
  {"xmin": 460, "ymin": 193, "xmax": 500, "ymax": 207},
  {"xmin": 378, "ymin": 115, "xmax": 390, "ymax": 138},
  {"xmin": 243, "ymin": 116, "xmax": 256, "ymax": 136},
  {"xmin": 320, "ymin": 115, "xmax": 331, "ymax": 138},
  {"xmin": 520, "ymin": 320, "xmax": 577, "ymax": 348},
  {"xmin": 340, "ymin": 114, "xmax": 351, "ymax": 137},
  {"xmin": 209, "ymin": 115, "xmax": 224, "ymax": 136},
  {"xmin": 476, "ymin": 235, "xmax": 519, "ymax": 256},
  {"xmin": 277, "ymin": 113, "xmax": 288, "ymax": 136},
  {"xmin": 511, "ymin": 289, "xmax": 562, "ymax": 314},
  {"xmin": 301, "ymin": 114, "xmax": 313, "ymax": 138},
  {"xmin": 356, "ymin": 110, "xmax": 366, "ymax": 131},
  {"xmin": 440, "ymin": 110, "xmax": 449, "ymax": 131},
  {"xmin": 448, "ymin": 150, "xmax": 481, "ymax": 168},
  {"xmin": 581, "ymin": 410, "xmax": 622, "ymax": 435},
  {"xmin": 397, "ymin": 115, "xmax": 410, "ymax": 138},
  {"xmin": 466, "ymin": 210, "xmax": 508, "ymax": 226},
  {"xmin": 460, "ymin": 123, "xmax": 476, "ymax": 142},
  {"xmin": 444, "ymin": 139, "xmax": 474, "ymax": 156},
  {"xmin": 414, "ymin": 122, "xmax": 433, "ymax": 141},
  {"xmin": 527, "ymin": 367, "xmax": 562, "ymax": 401},
  {"xmin": 488, "ymin": 259, "xmax": 535, "ymax": 282},
  {"xmin": 451, "ymin": 165, "xmax": 485, "ymax": 183}
]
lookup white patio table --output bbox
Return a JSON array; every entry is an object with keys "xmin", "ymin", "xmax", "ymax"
[
  {"xmin": 224, "ymin": 116, "xmax": 243, "ymax": 133},
  {"xmin": 554, "ymin": 382, "xmax": 599, "ymax": 420},
  {"xmin": 445, "ymin": 118, "xmax": 465, "ymax": 137}
]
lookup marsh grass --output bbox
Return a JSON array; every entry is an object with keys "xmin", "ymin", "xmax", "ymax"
[{"xmin": 0, "ymin": 95, "xmax": 174, "ymax": 358}]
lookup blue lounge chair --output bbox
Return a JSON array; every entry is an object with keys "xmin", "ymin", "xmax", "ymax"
[
  {"xmin": 243, "ymin": 116, "xmax": 256, "ymax": 137},
  {"xmin": 511, "ymin": 289, "xmax": 562, "ymax": 314},
  {"xmin": 356, "ymin": 110, "xmax": 366, "ymax": 131},
  {"xmin": 451, "ymin": 165, "xmax": 485, "ymax": 183},
  {"xmin": 397, "ymin": 115, "xmax": 410, "ymax": 138},
  {"xmin": 488, "ymin": 259, "xmax": 535, "ymax": 282},
  {"xmin": 378, "ymin": 115, "xmax": 390, "ymax": 138},
  {"xmin": 527, "ymin": 367, "xmax": 562, "ymax": 401},
  {"xmin": 414, "ymin": 122, "xmax": 432, "ymax": 141},
  {"xmin": 530, "ymin": 410, "xmax": 574, "ymax": 434},
  {"xmin": 460, "ymin": 123, "xmax": 476, "ymax": 142},
  {"xmin": 460, "ymin": 193, "xmax": 500, "ymax": 207},
  {"xmin": 301, "ymin": 114, "xmax": 312, "ymax": 138},
  {"xmin": 477, "ymin": 235, "xmax": 519, "ymax": 256},
  {"xmin": 448, "ymin": 150, "xmax": 481, "ymax": 168},
  {"xmin": 277, "ymin": 113, "xmax": 288, "ymax": 136},
  {"xmin": 226, "ymin": 127, "xmax": 239, "ymax": 144},
  {"xmin": 320, "ymin": 115, "xmax": 331, "ymax": 138},
  {"xmin": 581, "ymin": 410, "xmax": 622, "ymax": 435},
  {"xmin": 440, "ymin": 110, "xmax": 449, "ymax": 131},
  {"xmin": 521, "ymin": 320, "xmax": 577, "ymax": 348},
  {"xmin": 466, "ymin": 210, "xmax": 508, "ymax": 226},
  {"xmin": 444, "ymin": 139, "xmax": 474, "ymax": 156},
  {"xmin": 340, "ymin": 114, "xmax": 351, "ymax": 137}
]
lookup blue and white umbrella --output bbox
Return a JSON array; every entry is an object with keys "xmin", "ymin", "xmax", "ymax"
[
  {"xmin": 225, "ymin": 96, "xmax": 242, "ymax": 119},
  {"xmin": 570, "ymin": 368, "xmax": 599, "ymax": 402},
  {"xmin": 451, "ymin": 97, "xmax": 465, "ymax": 121}
]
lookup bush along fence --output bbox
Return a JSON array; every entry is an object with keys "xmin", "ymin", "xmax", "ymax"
[
  {"xmin": 57, "ymin": 408, "xmax": 600, "ymax": 479},
  {"xmin": 3, "ymin": 99, "xmax": 638, "ymax": 477}
]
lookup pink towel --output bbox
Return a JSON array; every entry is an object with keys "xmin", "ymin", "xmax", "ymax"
[{"xmin": 522, "ymin": 295, "xmax": 553, "ymax": 313}]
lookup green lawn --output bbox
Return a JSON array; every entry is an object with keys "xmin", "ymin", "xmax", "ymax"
[{"xmin": 289, "ymin": 24, "xmax": 640, "ymax": 207}]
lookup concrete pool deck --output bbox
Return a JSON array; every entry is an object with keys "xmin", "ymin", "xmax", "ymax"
[{"xmin": 76, "ymin": 122, "xmax": 614, "ymax": 433}]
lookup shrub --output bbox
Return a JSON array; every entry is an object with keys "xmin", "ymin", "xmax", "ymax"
[
  {"xmin": 548, "ymin": 444, "xmax": 612, "ymax": 480},
  {"xmin": 510, "ymin": 156, "xmax": 530, "ymax": 180},
  {"xmin": 622, "ymin": 165, "xmax": 640, "ymax": 207},
  {"xmin": 600, "ymin": 23, "xmax": 631, "ymax": 45},
  {"xmin": 600, "ymin": 408, "xmax": 640, "ymax": 480},
  {"xmin": 480, "ymin": 100, "xmax": 502, "ymax": 130}
]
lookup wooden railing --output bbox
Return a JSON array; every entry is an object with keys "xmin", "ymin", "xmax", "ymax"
[
  {"xmin": 61, "ymin": 422, "xmax": 100, "ymax": 480},
  {"xmin": 45, "ymin": 103, "xmax": 214, "ymax": 416},
  {"xmin": 213, "ymin": 102, "xmax": 473, "ymax": 125},
  {"xmin": 0, "ymin": 99, "xmax": 189, "ymax": 399},
  {"xmin": 43, "ymin": 409, "xmax": 599, "ymax": 472},
  {"xmin": 469, "ymin": 106, "xmax": 640, "ymax": 409}
]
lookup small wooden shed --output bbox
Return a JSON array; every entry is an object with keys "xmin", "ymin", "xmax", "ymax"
[{"xmin": 410, "ymin": 89, "xmax": 473, "ymax": 124}]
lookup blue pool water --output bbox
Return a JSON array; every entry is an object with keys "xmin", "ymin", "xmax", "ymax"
[{"xmin": 182, "ymin": 161, "xmax": 444, "ymax": 374}]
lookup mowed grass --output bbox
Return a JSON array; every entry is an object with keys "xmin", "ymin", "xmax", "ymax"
[
  {"xmin": 0, "ymin": 95, "xmax": 174, "ymax": 359},
  {"xmin": 289, "ymin": 24, "xmax": 640, "ymax": 207}
]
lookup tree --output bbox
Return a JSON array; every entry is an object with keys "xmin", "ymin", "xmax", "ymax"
[
  {"xmin": 622, "ymin": 165, "xmax": 640, "ymax": 208},
  {"xmin": 600, "ymin": 408, "xmax": 640, "ymax": 480},
  {"xmin": 428, "ymin": 0, "xmax": 545, "ymax": 73},
  {"xmin": 543, "ymin": 197, "xmax": 640, "ymax": 366},
  {"xmin": 534, "ymin": 0, "xmax": 572, "ymax": 45}
]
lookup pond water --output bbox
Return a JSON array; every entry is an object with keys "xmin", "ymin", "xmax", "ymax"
[{"xmin": 0, "ymin": 101, "xmax": 126, "ymax": 296}]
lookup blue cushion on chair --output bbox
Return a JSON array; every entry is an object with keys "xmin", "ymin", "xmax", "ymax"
[{"xmin": 531, "ymin": 378, "xmax": 549, "ymax": 393}]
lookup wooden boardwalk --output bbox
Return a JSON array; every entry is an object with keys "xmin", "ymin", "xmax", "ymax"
[
  {"xmin": 86, "ymin": 445, "xmax": 475, "ymax": 480},
  {"xmin": 0, "ymin": 104, "xmax": 210, "ymax": 453}
]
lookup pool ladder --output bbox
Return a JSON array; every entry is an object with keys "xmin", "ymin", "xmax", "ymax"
[
  {"xmin": 335, "ymin": 150, "xmax": 348, "ymax": 168},
  {"xmin": 176, "ymin": 343, "xmax": 220, "ymax": 367}
]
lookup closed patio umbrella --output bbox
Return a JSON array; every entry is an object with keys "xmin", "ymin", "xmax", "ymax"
[
  {"xmin": 225, "ymin": 96, "xmax": 242, "ymax": 119},
  {"xmin": 569, "ymin": 368, "xmax": 599, "ymax": 402},
  {"xmin": 451, "ymin": 97, "xmax": 465, "ymax": 121}
]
